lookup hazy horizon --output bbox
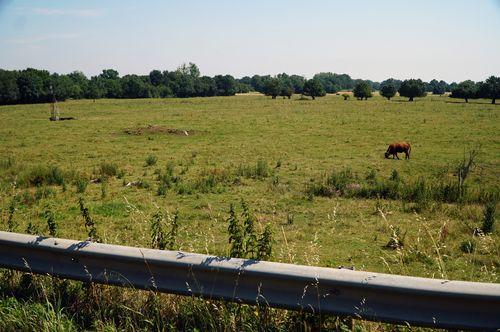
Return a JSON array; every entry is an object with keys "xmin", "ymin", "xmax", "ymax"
[{"xmin": 1, "ymin": 0, "xmax": 499, "ymax": 82}]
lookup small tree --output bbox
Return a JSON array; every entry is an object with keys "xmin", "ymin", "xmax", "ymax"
[
  {"xmin": 341, "ymin": 93, "xmax": 350, "ymax": 101},
  {"xmin": 450, "ymin": 80, "xmax": 477, "ymax": 103},
  {"xmin": 302, "ymin": 79, "xmax": 326, "ymax": 100},
  {"xmin": 380, "ymin": 84, "xmax": 397, "ymax": 100},
  {"xmin": 353, "ymin": 81, "xmax": 372, "ymax": 100},
  {"xmin": 398, "ymin": 79, "xmax": 427, "ymax": 101}
]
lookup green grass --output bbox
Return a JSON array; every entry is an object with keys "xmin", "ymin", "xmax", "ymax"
[{"xmin": 0, "ymin": 94, "xmax": 498, "ymax": 329}]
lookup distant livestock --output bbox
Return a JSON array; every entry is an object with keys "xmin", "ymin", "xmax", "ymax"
[{"xmin": 385, "ymin": 142, "xmax": 411, "ymax": 160}]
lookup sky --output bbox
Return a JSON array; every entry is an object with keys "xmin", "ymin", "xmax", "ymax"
[{"xmin": 0, "ymin": 0, "xmax": 499, "ymax": 82}]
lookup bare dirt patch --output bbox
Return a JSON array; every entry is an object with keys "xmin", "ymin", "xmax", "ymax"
[{"xmin": 124, "ymin": 124, "xmax": 194, "ymax": 136}]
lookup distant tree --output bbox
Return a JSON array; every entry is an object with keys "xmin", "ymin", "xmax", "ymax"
[
  {"xmin": 239, "ymin": 76, "xmax": 252, "ymax": 86},
  {"xmin": 264, "ymin": 78, "xmax": 282, "ymax": 99},
  {"xmin": 353, "ymin": 81, "xmax": 372, "ymax": 100},
  {"xmin": 380, "ymin": 78, "xmax": 402, "ymax": 91},
  {"xmin": 100, "ymin": 69, "xmax": 119, "ymax": 80},
  {"xmin": 214, "ymin": 75, "xmax": 236, "ymax": 96},
  {"xmin": 67, "ymin": 71, "xmax": 89, "ymax": 99},
  {"xmin": 380, "ymin": 84, "xmax": 397, "ymax": 100},
  {"xmin": 195, "ymin": 76, "xmax": 217, "ymax": 97},
  {"xmin": 121, "ymin": 75, "xmax": 150, "ymax": 98},
  {"xmin": 280, "ymin": 86, "xmax": 294, "ymax": 99},
  {"xmin": 85, "ymin": 77, "xmax": 103, "ymax": 99},
  {"xmin": 427, "ymin": 79, "xmax": 449, "ymax": 95},
  {"xmin": 398, "ymin": 79, "xmax": 427, "ymax": 101},
  {"xmin": 289, "ymin": 75, "xmax": 305, "ymax": 94},
  {"xmin": 149, "ymin": 70, "xmax": 163, "ymax": 86},
  {"xmin": 16, "ymin": 68, "xmax": 50, "ymax": 103},
  {"xmin": 0, "ymin": 70, "xmax": 20, "ymax": 105},
  {"xmin": 450, "ymin": 80, "xmax": 477, "ymax": 103},
  {"xmin": 477, "ymin": 76, "xmax": 500, "ymax": 104},
  {"xmin": 303, "ymin": 79, "xmax": 326, "ymax": 100}
]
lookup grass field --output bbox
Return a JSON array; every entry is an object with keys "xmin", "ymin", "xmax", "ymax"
[{"xmin": 0, "ymin": 94, "xmax": 499, "ymax": 330}]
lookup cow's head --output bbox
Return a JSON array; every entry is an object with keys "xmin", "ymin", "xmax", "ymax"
[{"xmin": 384, "ymin": 151, "xmax": 390, "ymax": 159}]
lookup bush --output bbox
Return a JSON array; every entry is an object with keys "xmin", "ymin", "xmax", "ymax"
[
  {"xmin": 145, "ymin": 154, "xmax": 158, "ymax": 167},
  {"xmin": 21, "ymin": 165, "xmax": 65, "ymax": 187},
  {"xmin": 482, "ymin": 200, "xmax": 496, "ymax": 233}
]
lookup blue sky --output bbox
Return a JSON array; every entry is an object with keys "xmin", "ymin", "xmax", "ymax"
[{"xmin": 0, "ymin": 0, "xmax": 499, "ymax": 82}]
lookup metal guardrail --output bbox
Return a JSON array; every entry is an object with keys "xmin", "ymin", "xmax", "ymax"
[{"xmin": 0, "ymin": 231, "xmax": 499, "ymax": 330}]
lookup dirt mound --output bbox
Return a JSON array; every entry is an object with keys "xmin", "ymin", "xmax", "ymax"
[{"xmin": 124, "ymin": 125, "xmax": 193, "ymax": 136}]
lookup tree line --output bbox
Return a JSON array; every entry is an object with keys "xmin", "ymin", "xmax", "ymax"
[{"xmin": 0, "ymin": 63, "xmax": 498, "ymax": 105}]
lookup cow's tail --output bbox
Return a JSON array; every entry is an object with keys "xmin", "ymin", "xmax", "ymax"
[{"xmin": 407, "ymin": 142, "xmax": 411, "ymax": 158}]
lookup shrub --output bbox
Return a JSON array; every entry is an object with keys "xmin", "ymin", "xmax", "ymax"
[
  {"xmin": 482, "ymin": 200, "xmax": 496, "ymax": 233},
  {"xmin": 44, "ymin": 206, "xmax": 58, "ymax": 237},
  {"xmin": 145, "ymin": 154, "xmax": 158, "ymax": 167}
]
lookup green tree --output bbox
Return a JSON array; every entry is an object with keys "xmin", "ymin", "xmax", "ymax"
[
  {"xmin": 0, "ymin": 69, "xmax": 20, "ymax": 105},
  {"xmin": 214, "ymin": 75, "xmax": 236, "ymax": 96},
  {"xmin": 380, "ymin": 84, "xmax": 397, "ymax": 100},
  {"xmin": 353, "ymin": 81, "xmax": 372, "ymax": 100},
  {"xmin": 398, "ymin": 79, "xmax": 427, "ymax": 101},
  {"xmin": 149, "ymin": 70, "xmax": 163, "ymax": 86},
  {"xmin": 450, "ymin": 80, "xmax": 477, "ymax": 103},
  {"xmin": 303, "ymin": 79, "xmax": 326, "ymax": 100},
  {"xmin": 264, "ymin": 78, "xmax": 282, "ymax": 99},
  {"xmin": 478, "ymin": 76, "xmax": 500, "ymax": 104}
]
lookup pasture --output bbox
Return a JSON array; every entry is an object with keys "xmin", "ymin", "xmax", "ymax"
[
  {"xmin": 0, "ymin": 94, "xmax": 498, "ymax": 329},
  {"xmin": 0, "ymin": 94, "xmax": 498, "ymax": 280}
]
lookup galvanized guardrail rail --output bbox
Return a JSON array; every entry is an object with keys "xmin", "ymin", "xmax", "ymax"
[{"xmin": 0, "ymin": 231, "xmax": 499, "ymax": 330}]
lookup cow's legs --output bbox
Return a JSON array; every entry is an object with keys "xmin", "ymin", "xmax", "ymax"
[{"xmin": 396, "ymin": 153, "xmax": 400, "ymax": 160}]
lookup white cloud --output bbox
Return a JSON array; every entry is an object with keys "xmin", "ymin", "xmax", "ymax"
[{"xmin": 7, "ymin": 33, "xmax": 80, "ymax": 44}]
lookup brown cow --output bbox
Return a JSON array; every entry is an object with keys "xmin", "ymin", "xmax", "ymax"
[{"xmin": 385, "ymin": 142, "xmax": 411, "ymax": 160}]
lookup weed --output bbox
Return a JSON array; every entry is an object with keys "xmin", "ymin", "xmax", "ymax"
[
  {"xmin": 385, "ymin": 226, "xmax": 406, "ymax": 250},
  {"xmin": 21, "ymin": 165, "xmax": 65, "ymax": 187},
  {"xmin": 44, "ymin": 206, "xmax": 58, "ymax": 237},
  {"xmin": 150, "ymin": 211, "xmax": 167, "ymax": 250},
  {"xmin": 227, "ymin": 203, "xmax": 243, "ymax": 258},
  {"xmin": 100, "ymin": 181, "xmax": 107, "ymax": 199},
  {"xmin": 78, "ymin": 197, "xmax": 99, "ymax": 242},
  {"xmin": 75, "ymin": 178, "xmax": 87, "ymax": 194},
  {"xmin": 241, "ymin": 200, "xmax": 257, "ymax": 258},
  {"xmin": 6, "ymin": 196, "xmax": 18, "ymax": 232},
  {"xmin": 256, "ymin": 224, "xmax": 273, "ymax": 260},
  {"xmin": 145, "ymin": 154, "xmax": 158, "ymax": 167},
  {"xmin": 482, "ymin": 200, "xmax": 496, "ymax": 233},
  {"xmin": 460, "ymin": 240, "xmax": 476, "ymax": 253},
  {"xmin": 99, "ymin": 162, "xmax": 118, "ymax": 179}
]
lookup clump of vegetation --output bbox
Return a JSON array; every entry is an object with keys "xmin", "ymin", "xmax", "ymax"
[
  {"xmin": 236, "ymin": 159, "xmax": 270, "ymax": 179},
  {"xmin": 78, "ymin": 197, "xmax": 100, "ymax": 242},
  {"xmin": 227, "ymin": 201, "xmax": 273, "ymax": 259},
  {"xmin": 6, "ymin": 196, "xmax": 18, "ymax": 232},
  {"xmin": 150, "ymin": 210, "xmax": 180, "ymax": 250},
  {"xmin": 44, "ymin": 206, "xmax": 58, "ymax": 237},
  {"xmin": 34, "ymin": 186, "xmax": 55, "ymax": 201},
  {"xmin": 75, "ymin": 178, "xmax": 87, "ymax": 194},
  {"xmin": 20, "ymin": 165, "xmax": 65, "ymax": 187},
  {"xmin": 385, "ymin": 226, "xmax": 406, "ymax": 250},
  {"xmin": 145, "ymin": 154, "xmax": 158, "ymax": 167},
  {"xmin": 482, "ymin": 200, "xmax": 496, "ymax": 234},
  {"xmin": 99, "ymin": 162, "xmax": 118, "ymax": 179},
  {"xmin": 459, "ymin": 240, "xmax": 476, "ymax": 253},
  {"xmin": 341, "ymin": 93, "xmax": 350, "ymax": 100}
]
